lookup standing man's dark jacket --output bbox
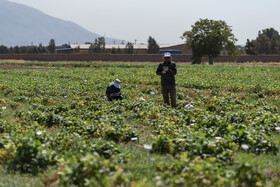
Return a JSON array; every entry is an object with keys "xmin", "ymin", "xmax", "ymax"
[{"xmin": 156, "ymin": 61, "xmax": 177, "ymax": 85}]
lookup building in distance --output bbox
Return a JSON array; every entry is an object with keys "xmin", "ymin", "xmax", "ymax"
[{"xmin": 56, "ymin": 43, "xmax": 191, "ymax": 54}]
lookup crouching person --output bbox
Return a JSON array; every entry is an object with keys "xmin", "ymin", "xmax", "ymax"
[{"xmin": 106, "ymin": 79, "xmax": 122, "ymax": 101}]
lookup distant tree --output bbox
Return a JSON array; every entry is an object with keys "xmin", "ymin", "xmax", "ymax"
[
  {"xmin": 89, "ymin": 42, "xmax": 95, "ymax": 53},
  {"xmin": 6, "ymin": 45, "xmax": 49, "ymax": 54},
  {"xmin": 73, "ymin": 46, "xmax": 80, "ymax": 53},
  {"xmin": 245, "ymin": 39, "xmax": 255, "ymax": 55},
  {"xmin": 8, "ymin": 47, "xmax": 13, "ymax": 53},
  {"xmin": 89, "ymin": 39, "xmax": 99, "ymax": 53},
  {"xmin": 147, "ymin": 36, "xmax": 159, "ymax": 54},
  {"xmin": 89, "ymin": 37, "xmax": 106, "ymax": 53},
  {"xmin": 0, "ymin": 45, "xmax": 9, "ymax": 54},
  {"xmin": 98, "ymin": 37, "xmax": 106, "ymax": 53},
  {"xmin": 60, "ymin": 43, "xmax": 71, "ymax": 48},
  {"xmin": 20, "ymin": 46, "xmax": 28, "ymax": 53},
  {"xmin": 117, "ymin": 47, "xmax": 121, "ymax": 54},
  {"xmin": 247, "ymin": 28, "xmax": 280, "ymax": 54},
  {"xmin": 253, "ymin": 33, "xmax": 271, "ymax": 54},
  {"xmin": 181, "ymin": 18, "xmax": 239, "ymax": 65},
  {"xmin": 262, "ymin": 28, "xmax": 280, "ymax": 54},
  {"xmin": 111, "ymin": 47, "xmax": 117, "ymax": 54},
  {"xmin": 125, "ymin": 42, "xmax": 134, "ymax": 54},
  {"xmin": 27, "ymin": 46, "xmax": 39, "ymax": 53},
  {"xmin": 38, "ymin": 43, "xmax": 47, "ymax": 53},
  {"xmin": 48, "ymin": 39, "xmax": 56, "ymax": 54},
  {"xmin": 13, "ymin": 46, "xmax": 20, "ymax": 54},
  {"xmin": 8, "ymin": 46, "xmax": 20, "ymax": 54},
  {"xmin": 277, "ymin": 42, "xmax": 280, "ymax": 54}
]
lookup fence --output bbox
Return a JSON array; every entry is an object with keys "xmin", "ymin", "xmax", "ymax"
[{"xmin": 1, "ymin": 54, "xmax": 280, "ymax": 63}]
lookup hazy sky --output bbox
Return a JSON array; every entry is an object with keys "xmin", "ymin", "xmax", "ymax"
[{"xmin": 8, "ymin": 0, "xmax": 280, "ymax": 45}]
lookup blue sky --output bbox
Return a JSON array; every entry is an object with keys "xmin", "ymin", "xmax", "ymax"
[{"xmin": 9, "ymin": 0, "xmax": 280, "ymax": 45}]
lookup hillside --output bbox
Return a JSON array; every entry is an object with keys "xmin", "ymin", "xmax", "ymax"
[{"xmin": 0, "ymin": 0, "xmax": 123, "ymax": 46}]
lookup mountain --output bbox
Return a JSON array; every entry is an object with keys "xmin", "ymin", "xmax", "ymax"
[{"xmin": 0, "ymin": 0, "xmax": 124, "ymax": 46}]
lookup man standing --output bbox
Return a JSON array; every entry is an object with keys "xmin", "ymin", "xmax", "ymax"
[
  {"xmin": 156, "ymin": 52, "xmax": 177, "ymax": 108},
  {"xmin": 106, "ymin": 79, "xmax": 122, "ymax": 101}
]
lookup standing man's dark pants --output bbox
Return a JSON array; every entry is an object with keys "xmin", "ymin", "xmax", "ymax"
[{"xmin": 162, "ymin": 85, "xmax": 176, "ymax": 108}]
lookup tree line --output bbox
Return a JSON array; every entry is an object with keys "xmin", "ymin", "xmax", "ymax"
[
  {"xmin": 245, "ymin": 28, "xmax": 280, "ymax": 55},
  {"xmin": 0, "ymin": 39, "xmax": 61, "ymax": 54},
  {"xmin": 1, "ymin": 20, "xmax": 280, "ymax": 65},
  {"xmin": 87, "ymin": 37, "xmax": 135, "ymax": 54},
  {"xmin": 0, "ymin": 36, "xmax": 160, "ymax": 55},
  {"xmin": 88, "ymin": 36, "xmax": 159, "ymax": 54}
]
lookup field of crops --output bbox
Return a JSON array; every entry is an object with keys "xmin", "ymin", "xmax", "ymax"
[{"xmin": 0, "ymin": 62, "xmax": 279, "ymax": 186}]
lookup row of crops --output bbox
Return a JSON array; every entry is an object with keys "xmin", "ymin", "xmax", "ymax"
[{"xmin": 0, "ymin": 62, "xmax": 279, "ymax": 186}]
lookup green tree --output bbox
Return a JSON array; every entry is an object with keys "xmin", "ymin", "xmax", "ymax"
[
  {"xmin": 125, "ymin": 42, "xmax": 134, "ymax": 54},
  {"xmin": 48, "ymin": 39, "xmax": 56, "ymax": 54},
  {"xmin": 13, "ymin": 46, "xmax": 20, "ymax": 54},
  {"xmin": 89, "ymin": 37, "xmax": 106, "ymax": 53},
  {"xmin": 73, "ymin": 46, "xmax": 80, "ymax": 53},
  {"xmin": 20, "ymin": 46, "xmax": 28, "ymax": 53},
  {"xmin": 247, "ymin": 28, "xmax": 280, "ymax": 54},
  {"xmin": 98, "ymin": 37, "xmax": 106, "ymax": 53},
  {"xmin": 0, "ymin": 45, "xmax": 9, "ymax": 54},
  {"xmin": 181, "ymin": 18, "xmax": 238, "ymax": 65},
  {"xmin": 117, "ymin": 47, "xmax": 121, "ymax": 54},
  {"xmin": 89, "ymin": 42, "xmax": 95, "ymax": 53},
  {"xmin": 111, "ymin": 47, "xmax": 117, "ymax": 54},
  {"xmin": 253, "ymin": 33, "xmax": 271, "ymax": 54},
  {"xmin": 27, "ymin": 45, "xmax": 39, "ymax": 53},
  {"xmin": 245, "ymin": 39, "xmax": 255, "ymax": 55},
  {"xmin": 60, "ymin": 43, "xmax": 71, "ymax": 48},
  {"xmin": 147, "ymin": 36, "xmax": 159, "ymax": 54},
  {"xmin": 262, "ymin": 28, "xmax": 280, "ymax": 54},
  {"xmin": 38, "ymin": 43, "xmax": 47, "ymax": 53}
]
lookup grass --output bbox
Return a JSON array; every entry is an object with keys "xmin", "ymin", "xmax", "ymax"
[
  {"xmin": 236, "ymin": 152, "xmax": 280, "ymax": 181},
  {"xmin": 119, "ymin": 146, "xmax": 171, "ymax": 182},
  {"xmin": 0, "ymin": 169, "xmax": 42, "ymax": 187}
]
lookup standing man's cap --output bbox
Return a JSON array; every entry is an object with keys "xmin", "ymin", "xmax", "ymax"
[
  {"xmin": 163, "ymin": 52, "xmax": 171, "ymax": 58},
  {"xmin": 114, "ymin": 79, "xmax": 121, "ymax": 88}
]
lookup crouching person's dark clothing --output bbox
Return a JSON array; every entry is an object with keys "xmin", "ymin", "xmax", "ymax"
[{"xmin": 106, "ymin": 84, "xmax": 122, "ymax": 101}]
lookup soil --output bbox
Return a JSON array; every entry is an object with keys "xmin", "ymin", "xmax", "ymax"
[
  {"xmin": 0, "ymin": 61, "xmax": 279, "ymax": 70},
  {"xmin": 0, "ymin": 65, "xmax": 53, "ymax": 70}
]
